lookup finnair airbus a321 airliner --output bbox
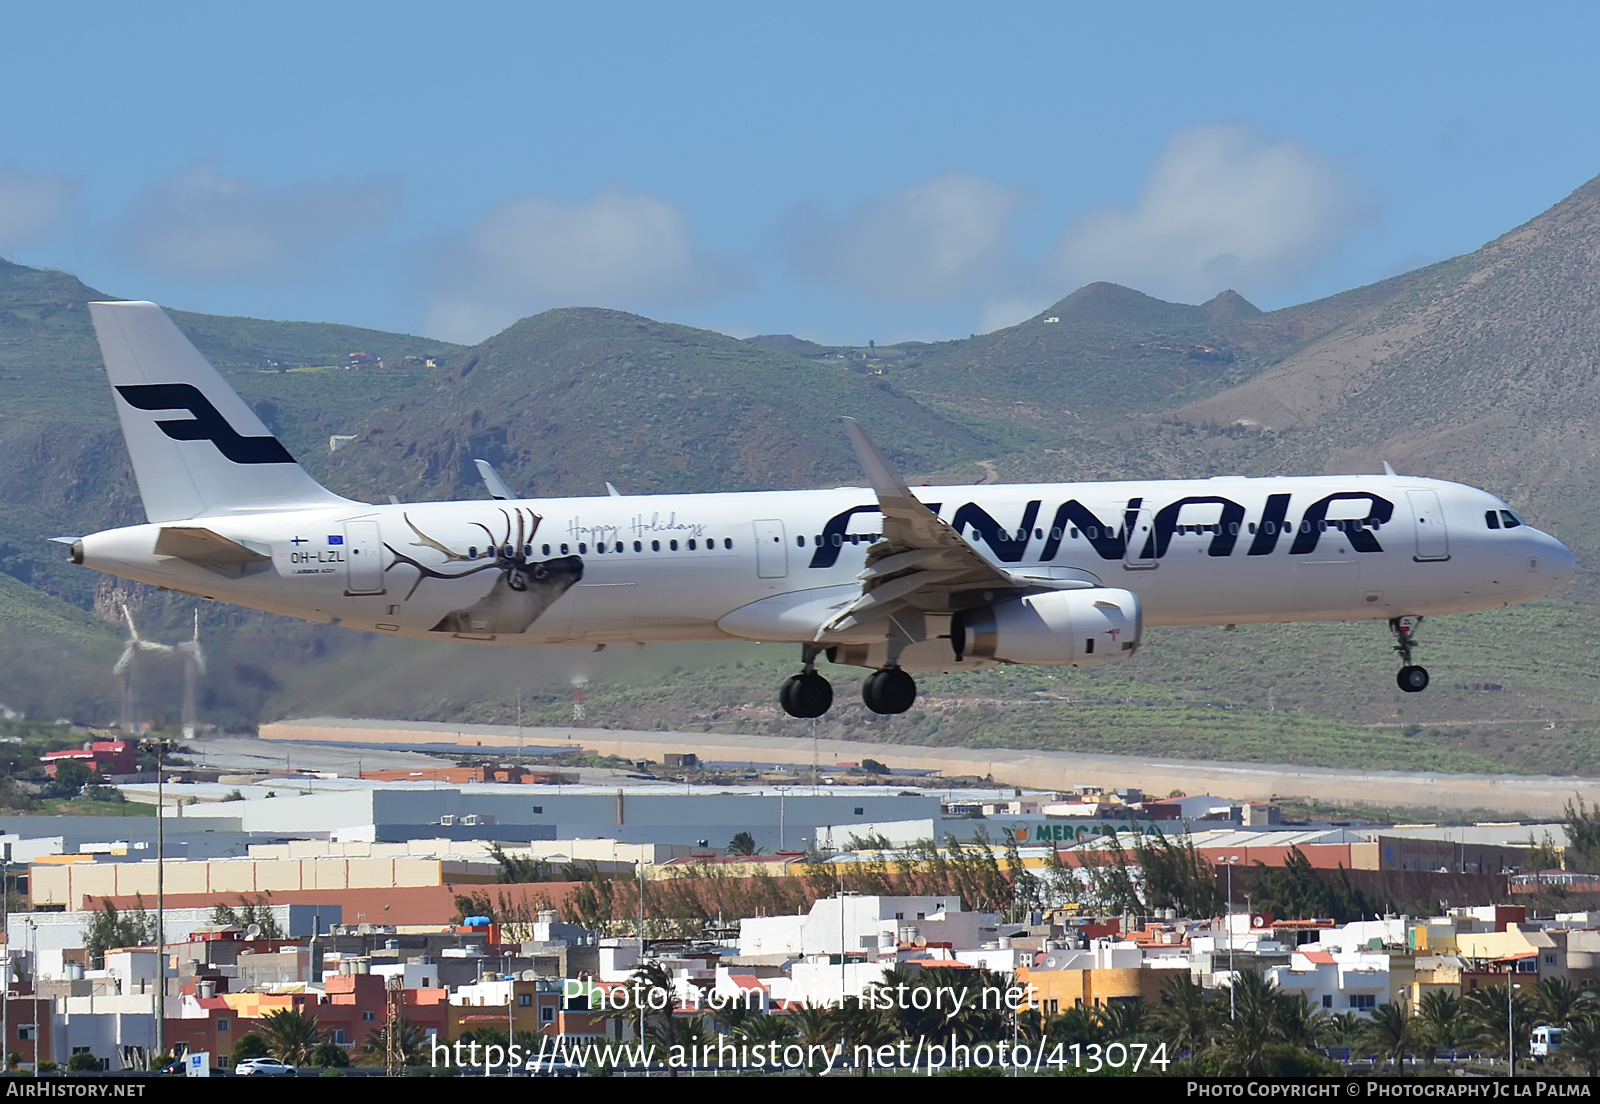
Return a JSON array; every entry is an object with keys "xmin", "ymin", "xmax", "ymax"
[{"xmin": 66, "ymin": 301, "xmax": 1575, "ymax": 718}]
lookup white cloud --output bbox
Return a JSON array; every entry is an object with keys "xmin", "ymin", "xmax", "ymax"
[
  {"xmin": 0, "ymin": 165, "xmax": 75, "ymax": 249},
  {"xmin": 1049, "ymin": 123, "xmax": 1373, "ymax": 304},
  {"xmin": 789, "ymin": 171, "xmax": 1027, "ymax": 305},
  {"xmin": 426, "ymin": 188, "xmax": 742, "ymax": 343},
  {"xmin": 109, "ymin": 162, "xmax": 396, "ymax": 281}
]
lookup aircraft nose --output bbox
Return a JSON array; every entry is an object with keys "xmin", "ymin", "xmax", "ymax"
[{"xmin": 1537, "ymin": 530, "xmax": 1577, "ymax": 591}]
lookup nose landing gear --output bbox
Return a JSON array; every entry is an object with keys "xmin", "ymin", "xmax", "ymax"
[
  {"xmin": 779, "ymin": 646, "xmax": 834, "ymax": 718},
  {"xmin": 1391, "ymin": 616, "xmax": 1429, "ymax": 693}
]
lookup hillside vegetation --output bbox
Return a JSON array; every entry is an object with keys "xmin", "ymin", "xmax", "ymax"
[{"xmin": 4, "ymin": 172, "xmax": 1600, "ymax": 779}]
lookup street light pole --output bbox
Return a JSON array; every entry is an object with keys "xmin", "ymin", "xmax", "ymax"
[
  {"xmin": 1222, "ymin": 855, "xmax": 1240, "ymax": 1020},
  {"xmin": 1507, "ymin": 968, "xmax": 1515, "ymax": 1078},
  {"xmin": 141, "ymin": 738, "xmax": 171, "ymax": 1064}
]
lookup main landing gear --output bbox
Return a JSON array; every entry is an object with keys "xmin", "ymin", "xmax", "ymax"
[
  {"xmin": 862, "ymin": 667, "xmax": 916, "ymax": 715},
  {"xmin": 779, "ymin": 646, "xmax": 833, "ymax": 719},
  {"xmin": 778, "ymin": 648, "xmax": 918, "ymax": 717},
  {"xmin": 1391, "ymin": 616, "xmax": 1429, "ymax": 693}
]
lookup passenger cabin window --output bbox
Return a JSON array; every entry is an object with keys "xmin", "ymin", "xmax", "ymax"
[
  {"xmin": 578, "ymin": 543, "xmax": 587, "ymax": 553},
  {"xmin": 542, "ymin": 544, "xmax": 551, "ymax": 555},
  {"xmin": 687, "ymin": 539, "xmax": 697, "ymax": 550},
  {"xmin": 560, "ymin": 543, "xmax": 569, "ymax": 554},
  {"xmin": 724, "ymin": 538, "xmax": 733, "ymax": 549},
  {"xmin": 670, "ymin": 539, "xmax": 679, "ymax": 551},
  {"xmin": 1486, "ymin": 510, "xmax": 1500, "ymax": 529},
  {"xmin": 652, "ymin": 540, "xmax": 660, "ymax": 551},
  {"xmin": 797, "ymin": 535, "xmax": 806, "ymax": 547},
  {"xmin": 634, "ymin": 541, "xmax": 643, "ymax": 552}
]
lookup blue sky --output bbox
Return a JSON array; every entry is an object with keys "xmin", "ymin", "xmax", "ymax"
[{"xmin": 1, "ymin": 2, "xmax": 1597, "ymax": 346}]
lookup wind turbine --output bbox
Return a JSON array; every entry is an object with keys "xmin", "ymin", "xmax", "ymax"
[
  {"xmin": 176, "ymin": 609, "xmax": 206, "ymax": 740},
  {"xmin": 113, "ymin": 603, "xmax": 172, "ymax": 731}
]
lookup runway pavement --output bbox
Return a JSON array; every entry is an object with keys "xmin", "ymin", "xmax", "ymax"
[{"xmin": 259, "ymin": 718, "xmax": 1600, "ymax": 817}]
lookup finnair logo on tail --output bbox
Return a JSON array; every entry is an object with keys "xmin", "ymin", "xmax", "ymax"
[{"xmin": 114, "ymin": 384, "xmax": 295, "ymax": 465}]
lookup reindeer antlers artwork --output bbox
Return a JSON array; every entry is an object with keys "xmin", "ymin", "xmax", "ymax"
[{"xmin": 385, "ymin": 507, "xmax": 584, "ymax": 634}]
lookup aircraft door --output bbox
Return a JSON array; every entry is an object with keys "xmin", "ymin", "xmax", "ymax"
[
  {"xmin": 1407, "ymin": 490, "xmax": 1450, "ymax": 561},
  {"xmin": 344, "ymin": 520, "xmax": 384, "ymax": 594},
  {"xmin": 753, "ymin": 519, "xmax": 788, "ymax": 578},
  {"xmin": 1122, "ymin": 505, "xmax": 1157, "ymax": 570}
]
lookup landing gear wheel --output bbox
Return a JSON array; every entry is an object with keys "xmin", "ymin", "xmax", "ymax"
[
  {"xmin": 780, "ymin": 672, "xmax": 833, "ymax": 718},
  {"xmin": 862, "ymin": 668, "xmax": 916, "ymax": 715},
  {"xmin": 1397, "ymin": 665, "xmax": 1430, "ymax": 693}
]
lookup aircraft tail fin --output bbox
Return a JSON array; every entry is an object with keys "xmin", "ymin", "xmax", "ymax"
[{"xmin": 89, "ymin": 301, "xmax": 350, "ymax": 522}]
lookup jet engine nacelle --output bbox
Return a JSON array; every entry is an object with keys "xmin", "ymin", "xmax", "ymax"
[{"xmin": 955, "ymin": 588, "xmax": 1142, "ymax": 665}]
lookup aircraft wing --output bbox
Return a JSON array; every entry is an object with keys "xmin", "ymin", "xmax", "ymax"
[{"xmin": 818, "ymin": 419, "xmax": 1062, "ymax": 638}]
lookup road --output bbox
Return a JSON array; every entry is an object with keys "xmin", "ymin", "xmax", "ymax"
[{"xmin": 258, "ymin": 718, "xmax": 1600, "ymax": 817}]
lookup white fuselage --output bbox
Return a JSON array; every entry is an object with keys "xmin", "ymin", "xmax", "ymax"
[{"xmin": 76, "ymin": 473, "xmax": 1574, "ymax": 668}]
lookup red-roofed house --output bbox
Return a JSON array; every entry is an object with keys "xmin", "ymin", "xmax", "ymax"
[{"xmin": 43, "ymin": 741, "xmax": 136, "ymax": 779}]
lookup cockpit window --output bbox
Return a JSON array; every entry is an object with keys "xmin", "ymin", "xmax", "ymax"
[
  {"xmin": 1485, "ymin": 510, "xmax": 1500, "ymax": 530},
  {"xmin": 1500, "ymin": 510, "xmax": 1523, "ymax": 529}
]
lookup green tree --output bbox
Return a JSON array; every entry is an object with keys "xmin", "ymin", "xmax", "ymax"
[
  {"xmin": 1416, "ymin": 989, "xmax": 1463, "ymax": 1061},
  {"xmin": 1152, "ymin": 972, "xmax": 1216, "ymax": 1058},
  {"xmin": 65, "ymin": 1051, "xmax": 100, "ymax": 1072},
  {"xmin": 51, "ymin": 760, "xmax": 96, "ymax": 797},
  {"xmin": 309, "ymin": 1041, "xmax": 349, "ymax": 1068},
  {"xmin": 1463, "ymin": 982, "xmax": 1534, "ymax": 1064},
  {"xmin": 1560, "ymin": 797, "xmax": 1600, "ymax": 873},
  {"xmin": 1134, "ymin": 831, "xmax": 1221, "ymax": 918},
  {"xmin": 737, "ymin": 1013, "xmax": 796, "ymax": 1046},
  {"xmin": 1246, "ymin": 847, "xmax": 1377, "ymax": 923},
  {"xmin": 361, "ymin": 1018, "xmax": 425, "ymax": 1067},
  {"xmin": 232, "ymin": 1033, "xmax": 270, "ymax": 1063},
  {"xmin": 1534, "ymin": 975, "xmax": 1592, "ymax": 1029},
  {"xmin": 82, "ymin": 897, "xmax": 153, "ymax": 969},
  {"xmin": 258, "ymin": 1008, "xmax": 323, "ymax": 1065},
  {"xmin": 793, "ymin": 1003, "xmax": 833, "ymax": 1048},
  {"xmin": 727, "ymin": 832, "xmax": 759, "ymax": 857},
  {"xmin": 1362, "ymin": 1001, "xmax": 1416, "ymax": 1072},
  {"xmin": 1214, "ymin": 971, "xmax": 1287, "ymax": 1075},
  {"xmin": 211, "ymin": 896, "xmax": 283, "ymax": 939},
  {"xmin": 488, "ymin": 843, "xmax": 551, "ymax": 883},
  {"xmin": 1559, "ymin": 1014, "xmax": 1600, "ymax": 1077}
]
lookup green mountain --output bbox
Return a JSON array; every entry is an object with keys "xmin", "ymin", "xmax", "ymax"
[{"xmin": 5, "ymin": 170, "xmax": 1600, "ymax": 785}]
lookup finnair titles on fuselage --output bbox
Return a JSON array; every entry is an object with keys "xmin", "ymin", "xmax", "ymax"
[{"xmin": 68, "ymin": 302, "xmax": 1575, "ymax": 719}]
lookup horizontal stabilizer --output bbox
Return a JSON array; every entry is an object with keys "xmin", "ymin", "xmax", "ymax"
[{"xmin": 154, "ymin": 526, "xmax": 270, "ymax": 564}]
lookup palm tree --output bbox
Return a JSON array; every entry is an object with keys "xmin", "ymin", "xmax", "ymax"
[
  {"xmin": 626, "ymin": 962, "xmax": 677, "ymax": 1045},
  {"xmin": 738, "ymin": 1014, "xmax": 797, "ymax": 1046},
  {"xmin": 362, "ymin": 1017, "xmax": 427, "ymax": 1068},
  {"xmin": 831, "ymin": 996, "xmax": 896, "ymax": 1075},
  {"xmin": 1045, "ymin": 1004, "xmax": 1104, "ymax": 1047},
  {"xmin": 1274, "ymin": 993, "xmax": 1334, "ymax": 1051},
  {"xmin": 1100, "ymin": 998, "xmax": 1149, "ymax": 1040},
  {"xmin": 257, "ymin": 1007, "xmax": 322, "ymax": 1066},
  {"xmin": 1464, "ymin": 982, "xmax": 1535, "ymax": 1065},
  {"xmin": 1152, "ymin": 973, "xmax": 1216, "ymax": 1058},
  {"xmin": 1559, "ymin": 1014, "xmax": 1600, "ymax": 1077},
  {"xmin": 1214, "ymin": 971, "xmax": 1282, "ymax": 1075},
  {"xmin": 1415, "ymin": 989, "xmax": 1461, "ymax": 1064},
  {"xmin": 1362, "ymin": 1002, "xmax": 1415, "ymax": 1072},
  {"xmin": 794, "ymin": 1002, "xmax": 832, "ymax": 1048},
  {"xmin": 1535, "ymin": 976, "xmax": 1593, "ymax": 1029}
]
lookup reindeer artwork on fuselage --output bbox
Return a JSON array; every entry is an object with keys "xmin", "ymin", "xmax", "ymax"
[{"xmin": 385, "ymin": 507, "xmax": 584, "ymax": 634}]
